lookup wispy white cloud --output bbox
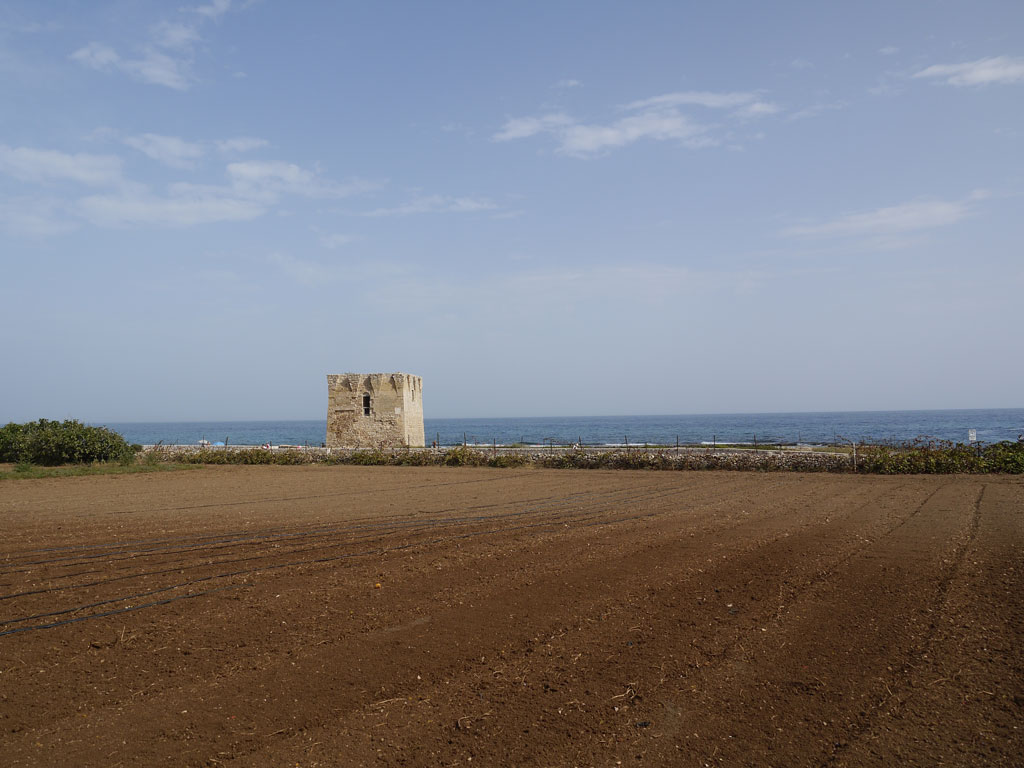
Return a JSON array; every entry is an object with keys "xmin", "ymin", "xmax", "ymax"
[
  {"xmin": 226, "ymin": 161, "xmax": 372, "ymax": 199},
  {"xmin": 226, "ymin": 160, "xmax": 321, "ymax": 196},
  {"xmin": 74, "ymin": 159, "xmax": 370, "ymax": 229},
  {"xmin": 2, "ymin": 138, "xmax": 374, "ymax": 230},
  {"xmin": 627, "ymin": 91, "xmax": 781, "ymax": 121},
  {"xmin": 494, "ymin": 109, "xmax": 709, "ymax": 155},
  {"xmin": 734, "ymin": 101, "xmax": 781, "ymax": 118},
  {"xmin": 0, "ymin": 144, "xmax": 123, "ymax": 186},
  {"xmin": 913, "ymin": 56, "xmax": 1024, "ymax": 86},
  {"xmin": 124, "ymin": 48, "xmax": 192, "ymax": 89},
  {"xmin": 786, "ymin": 101, "xmax": 847, "ymax": 121},
  {"xmin": 152, "ymin": 21, "xmax": 200, "ymax": 50},
  {"xmin": 493, "ymin": 113, "xmax": 573, "ymax": 141},
  {"xmin": 78, "ymin": 188, "xmax": 264, "ymax": 227},
  {"xmin": 117, "ymin": 132, "xmax": 267, "ymax": 165},
  {"xmin": 69, "ymin": 41, "xmax": 120, "ymax": 69},
  {"xmin": 0, "ymin": 197, "xmax": 77, "ymax": 237},
  {"xmin": 495, "ymin": 89, "xmax": 779, "ymax": 156},
  {"xmin": 783, "ymin": 192, "xmax": 986, "ymax": 240},
  {"xmin": 552, "ymin": 78, "xmax": 582, "ymax": 89},
  {"xmin": 70, "ymin": 0, "xmax": 241, "ymax": 89},
  {"xmin": 867, "ymin": 71, "xmax": 904, "ymax": 97},
  {"xmin": 215, "ymin": 136, "xmax": 269, "ymax": 153},
  {"xmin": 627, "ymin": 91, "xmax": 782, "ymax": 119},
  {"xmin": 267, "ymin": 252, "xmax": 339, "ymax": 286},
  {"xmin": 878, "ymin": 46, "xmax": 899, "ymax": 56},
  {"xmin": 559, "ymin": 111, "xmax": 709, "ymax": 155},
  {"xmin": 71, "ymin": 42, "xmax": 192, "ymax": 90},
  {"xmin": 194, "ymin": 0, "xmax": 232, "ymax": 20},
  {"xmin": 102, "ymin": 159, "xmax": 374, "ymax": 226},
  {"xmin": 359, "ymin": 195, "xmax": 497, "ymax": 217},
  {"xmin": 124, "ymin": 133, "xmax": 204, "ymax": 168},
  {"xmin": 622, "ymin": 90, "xmax": 762, "ymax": 110},
  {"xmin": 320, "ymin": 233, "xmax": 354, "ymax": 249}
]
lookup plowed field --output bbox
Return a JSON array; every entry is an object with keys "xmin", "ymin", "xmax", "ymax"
[{"xmin": 1, "ymin": 467, "xmax": 1021, "ymax": 766}]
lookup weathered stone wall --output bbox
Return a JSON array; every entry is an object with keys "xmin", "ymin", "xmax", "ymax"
[
  {"xmin": 326, "ymin": 373, "xmax": 424, "ymax": 449},
  {"xmin": 141, "ymin": 444, "xmax": 861, "ymax": 472}
]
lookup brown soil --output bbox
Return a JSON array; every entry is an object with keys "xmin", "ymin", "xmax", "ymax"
[{"xmin": 0, "ymin": 467, "xmax": 1021, "ymax": 767}]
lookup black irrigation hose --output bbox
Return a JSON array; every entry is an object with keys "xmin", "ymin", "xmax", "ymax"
[
  {"xmin": 0, "ymin": 507, "xmax": 662, "ymax": 638},
  {"xmin": 0, "ymin": 482, "xmax": 694, "ymax": 603}
]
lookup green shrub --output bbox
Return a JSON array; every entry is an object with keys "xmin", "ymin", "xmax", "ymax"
[
  {"xmin": 390, "ymin": 450, "xmax": 442, "ymax": 466},
  {"xmin": 0, "ymin": 419, "xmax": 133, "ymax": 466},
  {"xmin": 348, "ymin": 448, "xmax": 394, "ymax": 466},
  {"xmin": 442, "ymin": 446, "xmax": 488, "ymax": 466},
  {"xmin": 83, "ymin": 437, "xmax": 1024, "ymax": 475},
  {"xmin": 0, "ymin": 422, "xmax": 26, "ymax": 461},
  {"xmin": 858, "ymin": 438, "xmax": 1024, "ymax": 475},
  {"xmin": 489, "ymin": 452, "xmax": 531, "ymax": 468},
  {"xmin": 982, "ymin": 441, "xmax": 1024, "ymax": 474}
]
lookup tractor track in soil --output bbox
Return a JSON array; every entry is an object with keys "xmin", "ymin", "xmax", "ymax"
[{"xmin": 0, "ymin": 465, "xmax": 1020, "ymax": 766}]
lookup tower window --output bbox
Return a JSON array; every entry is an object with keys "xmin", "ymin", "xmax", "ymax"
[{"xmin": 362, "ymin": 393, "xmax": 371, "ymax": 416}]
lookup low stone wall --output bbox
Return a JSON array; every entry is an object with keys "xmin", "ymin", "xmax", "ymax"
[{"xmin": 142, "ymin": 444, "xmax": 857, "ymax": 472}]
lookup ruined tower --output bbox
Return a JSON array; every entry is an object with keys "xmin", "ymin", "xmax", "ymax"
[{"xmin": 326, "ymin": 373, "xmax": 424, "ymax": 449}]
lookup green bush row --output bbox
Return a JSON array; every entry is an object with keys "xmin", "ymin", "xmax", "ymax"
[
  {"xmin": 0, "ymin": 419, "xmax": 134, "ymax": 466},
  {"xmin": 11, "ymin": 428, "xmax": 1019, "ymax": 474},
  {"xmin": 858, "ymin": 439, "xmax": 1024, "ymax": 474},
  {"xmin": 535, "ymin": 448, "xmax": 852, "ymax": 472},
  {"xmin": 153, "ymin": 440, "xmax": 1022, "ymax": 474},
  {"xmin": 164, "ymin": 445, "xmax": 513, "ymax": 468}
]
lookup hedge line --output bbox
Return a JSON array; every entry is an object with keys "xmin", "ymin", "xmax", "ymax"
[
  {"xmin": 6, "ymin": 421, "xmax": 1019, "ymax": 474},
  {"xmin": 154, "ymin": 440, "xmax": 1024, "ymax": 474},
  {"xmin": 858, "ymin": 439, "xmax": 1024, "ymax": 474}
]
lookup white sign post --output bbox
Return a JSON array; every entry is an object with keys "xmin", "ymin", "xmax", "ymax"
[{"xmin": 968, "ymin": 429, "xmax": 977, "ymax": 443}]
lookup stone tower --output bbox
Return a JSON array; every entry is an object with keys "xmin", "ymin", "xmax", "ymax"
[{"xmin": 326, "ymin": 373, "xmax": 424, "ymax": 449}]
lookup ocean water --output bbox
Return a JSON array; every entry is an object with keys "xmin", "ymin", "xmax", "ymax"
[{"xmin": 102, "ymin": 409, "xmax": 1024, "ymax": 447}]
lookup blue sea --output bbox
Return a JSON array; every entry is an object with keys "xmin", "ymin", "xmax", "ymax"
[{"xmin": 101, "ymin": 409, "xmax": 1024, "ymax": 447}]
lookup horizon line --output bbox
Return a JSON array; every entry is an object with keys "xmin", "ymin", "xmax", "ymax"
[{"xmin": 78, "ymin": 405, "xmax": 1024, "ymax": 424}]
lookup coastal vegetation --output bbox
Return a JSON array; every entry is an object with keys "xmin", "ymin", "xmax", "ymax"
[
  {"xmin": 0, "ymin": 461, "xmax": 198, "ymax": 481},
  {"xmin": 0, "ymin": 419, "xmax": 135, "ymax": 466},
  {"xmin": 4, "ymin": 419, "xmax": 1021, "ymax": 475},
  {"xmin": 0, "ymin": 419, "xmax": 198, "ymax": 479},
  {"xmin": 858, "ymin": 438, "xmax": 1024, "ymax": 474},
  {"xmin": 152, "ymin": 440, "xmax": 1024, "ymax": 474}
]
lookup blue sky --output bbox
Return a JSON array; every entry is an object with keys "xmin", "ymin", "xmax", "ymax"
[{"xmin": 1, "ymin": 1, "xmax": 1021, "ymax": 421}]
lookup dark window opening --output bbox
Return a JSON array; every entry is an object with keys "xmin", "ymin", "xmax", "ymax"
[{"xmin": 362, "ymin": 393, "xmax": 371, "ymax": 416}]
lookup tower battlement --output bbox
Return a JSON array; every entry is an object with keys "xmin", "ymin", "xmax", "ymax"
[{"xmin": 326, "ymin": 373, "xmax": 424, "ymax": 449}]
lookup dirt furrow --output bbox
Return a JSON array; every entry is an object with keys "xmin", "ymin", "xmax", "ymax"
[{"xmin": 0, "ymin": 468, "xmax": 1019, "ymax": 767}]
